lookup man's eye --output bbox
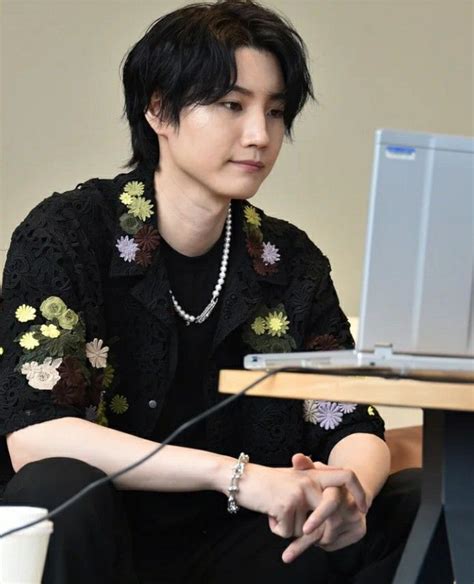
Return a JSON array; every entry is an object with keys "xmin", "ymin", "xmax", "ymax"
[
  {"xmin": 221, "ymin": 101, "xmax": 242, "ymax": 111},
  {"xmin": 269, "ymin": 109, "xmax": 284, "ymax": 118}
]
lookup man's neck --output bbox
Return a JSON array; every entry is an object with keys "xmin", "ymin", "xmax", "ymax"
[{"xmin": 153, "ymin": 170, "xmax": 230, "ymax": 257}]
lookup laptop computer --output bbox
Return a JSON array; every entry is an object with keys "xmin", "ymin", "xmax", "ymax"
[{"xmin": 244, "ymin": 129, "xmax": 474, "ymax": 377}]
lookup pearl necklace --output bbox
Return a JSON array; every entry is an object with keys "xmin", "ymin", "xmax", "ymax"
[{"xmin": 170, "ymin": 205, "xmax": 232, "ymax": 326}]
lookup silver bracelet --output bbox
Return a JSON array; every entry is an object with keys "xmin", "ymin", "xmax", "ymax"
[{"xmin": 227, "ymin": 452, "xmax": 249, "ymax": 514}]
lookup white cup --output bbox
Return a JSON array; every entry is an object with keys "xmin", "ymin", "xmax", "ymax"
[{"xmin": 0, "ymin": 506, "xmax": 53, "ymax": 584}]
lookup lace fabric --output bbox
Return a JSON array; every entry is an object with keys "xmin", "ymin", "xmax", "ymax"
[{"xmin": 0, "ymin": 164, "xmax": 385, "ymax": 493}]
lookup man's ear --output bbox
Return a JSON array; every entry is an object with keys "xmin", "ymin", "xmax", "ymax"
[{"xmin": 144, "ymin": 91, "xmax": 167, "ymax": 136}]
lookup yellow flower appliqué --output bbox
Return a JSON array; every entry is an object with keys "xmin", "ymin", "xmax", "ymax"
[
  {"xmin": 244, "ymin": 205, "xmax": 261, "ymax": 227},
  {"xmin": 40, "ymin": 324, "xmax": 60, "ymax": 338},
  {"xmin": 129, "ymin": 197, "xmax": 153, "ymax": 221},
  {"xmin": 19, "ymin": 332, "xmax": 40, "ymax": 350},
  {"xmin": 265, "ymin": 312, "xmax": 290, "ymax": 337},
  {"xmin": 123, "ymin": 181, "xmax": 145, "ymax": 197},
  {"xmin": 15, "ymin": 304, "xmax": 37, "ymax": 323},
  {"xmin": 119, "ymin": 192, "xmax": 134, "ymax": 206},
  {"xmin": 243, "ymin": 304, "xmax": 295, "ymax": 353},
  {"xmin": 110, "ymin": 394, "xmax": 129, "ymax": 415},
  {"xmin": 368, "ymin": 406, "xmax": 375, "ymax": 416},
  {"xmin": 251, "ymin": 317, "xmax": 267, "ymax": 336}
]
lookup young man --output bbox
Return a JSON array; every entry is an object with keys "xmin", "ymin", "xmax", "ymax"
[{"xmin": 0, "ymin": 2, "xmax": 424, "ymax": 583}]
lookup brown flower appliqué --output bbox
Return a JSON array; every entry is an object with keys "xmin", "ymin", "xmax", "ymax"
[
  {"xmin": 53, "ymin": 356, "xmax": 88, "ymax": 407},
  {"xmin": 135, "ymin": 249, "xmax": 153, "ymax": 267},
  {"xmin": 135, "ymin": 225, "xmax": 161, "ymax": 253},
  {"xmin": 304, "ymin": 334, "xmax": 341, "ymax": 351},
  {"xmin": 253, "ymin": 257, "xmax": 278, "ymax": 276}
]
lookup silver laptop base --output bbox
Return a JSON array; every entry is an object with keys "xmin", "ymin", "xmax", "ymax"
[{"xmin": 244, "ymin": 348, "xmax": 474, "ymax": 378}]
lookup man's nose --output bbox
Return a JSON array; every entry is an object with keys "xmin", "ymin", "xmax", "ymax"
[{"xmin": 241, "ymin": 111, "xmax": 270, "ymax": 148}]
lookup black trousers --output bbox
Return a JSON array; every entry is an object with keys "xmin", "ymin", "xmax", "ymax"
[{"xmin": 1, "ymin": 458, "xmax": 451, "ymax": 584}]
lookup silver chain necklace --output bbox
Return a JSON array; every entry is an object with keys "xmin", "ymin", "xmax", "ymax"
[{"xmin": 169, "ymin": 205, "xmax": 232, "ymax": 326}]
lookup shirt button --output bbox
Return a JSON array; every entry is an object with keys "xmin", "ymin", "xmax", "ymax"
[{"xmin": 148, "ymin": 400, "xmax": 158, "ymax": 409}]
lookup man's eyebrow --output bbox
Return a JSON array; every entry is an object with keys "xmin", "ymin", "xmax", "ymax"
[{"xmin": 230, "ymin": 84, "xmax": 286, "ymax": 101}]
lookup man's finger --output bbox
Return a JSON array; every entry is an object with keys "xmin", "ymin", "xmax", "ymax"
[
  {"xmin": 316, "ymin": 468, "xmax": 368, "ymax": 513},
  {"xmin": 282, "ymin": 526, "xmax": 325, "ymax": 563},
  {"xmin": 303, "ymin": 486, "xmax": 340, "ymax": 534},
  {"xmin": 317, "ymin": 523, "xmax": 367, "ymax": 552},
  {"xmin": 294, "ymin": 508, "xmax": 308, "ymax": 537},
  {"xmin": 313, "ymin": 461, "xmax": 333, "ymax": 470},
  {"xmin": 268, "ymin": 515, "xmax": 278, "ymax": 531},
  {"xmin": 269, "ymin": 507, "xmax": 297, "ymax": 539}
]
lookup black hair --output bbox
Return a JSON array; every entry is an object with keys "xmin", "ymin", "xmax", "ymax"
[{"xmin": 121, "ymin": 0, "xmax": 314, "ymax": 168}]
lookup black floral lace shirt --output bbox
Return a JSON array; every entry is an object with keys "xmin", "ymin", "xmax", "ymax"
[{"xmin": 0, "ymin": 162, "xmax": 385, "ymax": 492}]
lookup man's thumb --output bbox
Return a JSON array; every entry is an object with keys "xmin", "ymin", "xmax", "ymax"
[{"xmin": 291, "ymin": 452, "xmax": 314, "ymax": 470}]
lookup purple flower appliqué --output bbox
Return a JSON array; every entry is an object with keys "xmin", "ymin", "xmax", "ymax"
[
  {"xmin": 85, "ymin": 405, "xmax": 98, "ymax": 422},
  {"xmin": 261, "ymin": 242, "xmax": 280, "ymax": 265},
  {"xmin": 116, "ymin": 235, "xmax": 139, "ymax": 262},
  {"xmin": 316, "ymin": 401, "xmax": 343, "ymax": 430},
  {"xmin": 338, "ymin": 403, "xmax": 357, "ymax": 414}
]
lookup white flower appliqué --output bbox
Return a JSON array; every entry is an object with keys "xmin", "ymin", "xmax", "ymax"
[
  {"xmin": 303, "ymin": 399, "xmax": 320, "ymax": 424},
  {"xmin": 21, "ymin": 357, "xmax": 62, "ymax": 390},
  {"xmin": 86, "ymin": 338, "xmax": 109, "ymax": 368}
]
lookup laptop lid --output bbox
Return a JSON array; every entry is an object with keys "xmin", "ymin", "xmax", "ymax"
[{"xmin": 358, "ymin": 129, "xmax": 474, "ymax": 359}]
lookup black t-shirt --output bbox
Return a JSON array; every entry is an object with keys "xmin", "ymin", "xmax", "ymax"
[
  {"xmin": 125, "ymin": 227, "xmax": 229, "ymax": 539},
  {"xmin": 152, "ymin": 229, "xmax": 226, "ymax": 448}
]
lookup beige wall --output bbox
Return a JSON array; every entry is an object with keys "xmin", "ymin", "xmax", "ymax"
[{"xmin": 2, "ymin": 0, "xmax": 470, "ymax": 428}]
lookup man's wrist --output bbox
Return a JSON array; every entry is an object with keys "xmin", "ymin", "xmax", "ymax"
[{"xmin": 212, "ymin": 454, "xmax": 239, "ymax": 495}]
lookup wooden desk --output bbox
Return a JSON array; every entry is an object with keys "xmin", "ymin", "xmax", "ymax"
[{"xmin": 219, "ymin": 370, "xmax": 474, "ymax": 584}]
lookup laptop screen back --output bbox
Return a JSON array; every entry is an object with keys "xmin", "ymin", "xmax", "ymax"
[{"xmin": 358, "ymin": 129, "xmax": 474, "ymax": 358}]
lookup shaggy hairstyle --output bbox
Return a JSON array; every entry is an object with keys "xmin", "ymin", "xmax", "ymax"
[{"xmin": 121, "ymin": 0, "xmax": 314, "ymax": 168}]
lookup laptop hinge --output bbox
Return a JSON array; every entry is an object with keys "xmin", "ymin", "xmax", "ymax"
[{"xmin": 373, "ymin": 344, "xmax": 394, "ymax": 359}]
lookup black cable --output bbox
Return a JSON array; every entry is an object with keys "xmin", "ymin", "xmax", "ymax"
[
  {"xmin": 0, "ymin": 366, "xmax": 285, "ymax": 539},
  {"xmin": 1, "ymin": 362, "xmax": 470, "ymax": 539}
]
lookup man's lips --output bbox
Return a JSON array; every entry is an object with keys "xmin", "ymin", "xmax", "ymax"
[{"xmin": 230, "ymin": 160, "xmax": 265, "ymax": 169}]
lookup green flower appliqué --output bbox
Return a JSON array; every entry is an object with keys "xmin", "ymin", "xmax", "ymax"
[{"xmin": 110, "ymin": 394, "xmax": 129, "ymax": 415}]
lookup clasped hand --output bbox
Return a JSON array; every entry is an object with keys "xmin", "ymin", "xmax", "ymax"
[{"xmin": 265, "ymin": 454, "xmax": 369, "ymax": 563}]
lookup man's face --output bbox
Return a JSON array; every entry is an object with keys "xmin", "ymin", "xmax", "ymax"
[{"xmin": 148, "ymin": 47, "xmax": 287, "ymax": 203}]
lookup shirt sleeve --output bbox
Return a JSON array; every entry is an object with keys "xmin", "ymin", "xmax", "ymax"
[
  {"xmin": 0, "ymin": 195, "xmax": 108, "ymax": 437},
  {"xmin": 302, "ymin": 254, "xmax": 385, "ymax": 463}
]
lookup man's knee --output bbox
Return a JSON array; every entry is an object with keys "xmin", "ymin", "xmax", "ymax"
[
  {"xmin": 382, "ymin": 468, "xmax": 421, "ymax": 508},
  {"xmin": 3, "ymin": 457, "xmax": 111, "ymax": 511},
  {"xmin": 370, "ymin": 468, "xmax": 422, "ymax": 536}
]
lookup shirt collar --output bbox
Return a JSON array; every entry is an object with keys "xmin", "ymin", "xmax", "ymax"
[
  {"xmin": 108, "ymin": 162, "xmax": 159, "ymax": 279},
  {"xmin": 105, "ymin": 162, "xmax": 290, "ymax": 343},
  {"xmin": 108, "ymin": 162, "xmax": 288, "ymax": 287}
]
